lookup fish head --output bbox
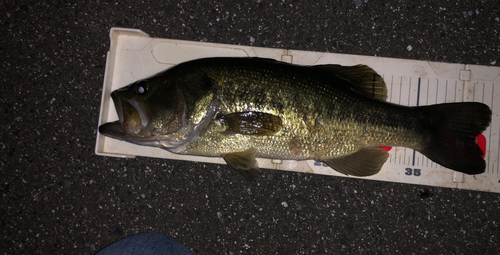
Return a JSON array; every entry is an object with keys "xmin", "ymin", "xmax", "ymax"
[{"xmin": 99, "ymin": 76, "xmax": 189, "ymax": 148}]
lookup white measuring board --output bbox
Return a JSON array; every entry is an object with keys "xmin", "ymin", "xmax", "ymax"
[{"xmin": 96, "ymin": 28, "xmax": 500, "ymax": 193}]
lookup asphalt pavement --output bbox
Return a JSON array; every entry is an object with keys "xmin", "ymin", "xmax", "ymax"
[{"xmin": 1, "ymin": 0, "xmax": 499, "ymax": 254}]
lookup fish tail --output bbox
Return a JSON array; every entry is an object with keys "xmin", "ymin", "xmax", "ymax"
[{"xmin": 417, "ymin": 102, "xmax": 491, "ymax": 174}]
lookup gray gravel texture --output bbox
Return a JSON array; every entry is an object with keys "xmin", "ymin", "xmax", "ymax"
[{"xmin": 2, "ymin": 0, "xmax": 500, "ymax": 254}]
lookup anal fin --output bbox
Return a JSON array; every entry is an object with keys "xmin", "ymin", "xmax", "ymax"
[
  {"xmin": 223, "ymin": 148, "xmax": 259, "ymax": 181},
  {"xmin": 322, "ymin": 147, "xmax": 389, "ymax": 177}
]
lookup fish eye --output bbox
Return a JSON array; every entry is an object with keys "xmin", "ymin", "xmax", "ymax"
[{"xmin": 134, "ymin": 80, "xmax": 149, "ymax": 94}]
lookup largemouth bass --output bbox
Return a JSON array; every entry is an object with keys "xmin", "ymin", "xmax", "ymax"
[{"xmin": 99, "ymin": 57, "xmax": 492, "ymax": 179}]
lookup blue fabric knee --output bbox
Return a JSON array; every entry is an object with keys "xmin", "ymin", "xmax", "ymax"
[{"xmin": 95, "ymin": 233, "xmax": 195, "ymax": 255}]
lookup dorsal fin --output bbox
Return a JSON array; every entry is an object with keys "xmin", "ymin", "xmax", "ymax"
[{"xmin": 314, "ymin": 64, "xmax": 387, "ymax": 101}]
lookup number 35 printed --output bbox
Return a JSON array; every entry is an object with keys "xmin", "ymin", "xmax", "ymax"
[{"xmin": 405, "ymin": 168, "xmax": 421, "ymax": 176}]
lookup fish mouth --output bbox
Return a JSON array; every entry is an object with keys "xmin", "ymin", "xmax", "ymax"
[
  {"xmin": 111, "ymin": 91, "xmax": 152, "ymax": 135},
  {"xmin": 99, "ymin": 121, "xmax": 158, "ymax": 145},
  {"xmin": 98, "ymin": 121, "xmax": 126, "ymax": 139},
  {"xmin": 98, "ymin": 90, "xmax": 153, "ymax": 141}
]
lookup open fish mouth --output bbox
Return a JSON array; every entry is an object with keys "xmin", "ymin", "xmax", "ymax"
[
  {"xmin": 98, "ymin": 120, "xmax": 158, "ymax": 145},
  {"xmin": 99, "ymin": 91, "xmax": 152, "ymax": 137}
]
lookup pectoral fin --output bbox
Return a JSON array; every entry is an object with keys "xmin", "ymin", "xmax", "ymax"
[
  {"xmin": 223, "ymin": 148, "xmax": 259, "ymax": 181},
  {"xmin": 322, "ymin": 147, "xmax": 389, "ymax": 177},
  {"xmin": 218, "ymin": 111, "xmax": 282, "ymax": 136}
]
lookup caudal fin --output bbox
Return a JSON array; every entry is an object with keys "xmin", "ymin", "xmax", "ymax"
[{"xmin": 418, "ymin": 102, "xmax": 491, "ymax": 174}]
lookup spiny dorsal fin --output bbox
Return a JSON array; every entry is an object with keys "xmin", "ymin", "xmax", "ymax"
[{"xmin": 314, "ymin": 64, "xmax": 387, "ymax": 101}]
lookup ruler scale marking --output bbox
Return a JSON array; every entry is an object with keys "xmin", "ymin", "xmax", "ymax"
[
  {"xmin": 473, "ymin": 82, "xmax": 476, "ymax": 102},
  {"xmin": 411, "ymin": 78, "xmax": 422, "ymax": 167},
  {"xmin": 408, "ymin": 77, "xmax": 412, "ymax": 106},
  {"xmin": 435, "ymin": 79, "xmax": 438, "ymax": 104},
  {"xmin": 416, "ymin": 78, "xmax": 421, "ymax": 106},
  {"xmin": 445, "ymin": 80, "xmax": 448, "ymax": 102},
  {"xmin": 399, "ymin": 76, "xmax": 403, "ymax": 105},
  {"xmin": 454, "ymin": 81, "xmax": 457, "ymax": 102},
  {"xmin": 426, "ymin": 78, "xmax": 430, "ymax": 105},
  {"xmin": 390, "ymin": 75, "xmax": 394, "ymax": 102},
  {"xmin": 491, "ymin": 83, "xmax": 496, "ymax": 175},
  {"xmin": 482, "ymin": 83, "xmax": 485, "ymax": 104}
]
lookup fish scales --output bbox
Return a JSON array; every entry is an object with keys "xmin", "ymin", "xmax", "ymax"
[{"xmin": 176, "ymin": 59, "xmax": 425, "ymax": 160}]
